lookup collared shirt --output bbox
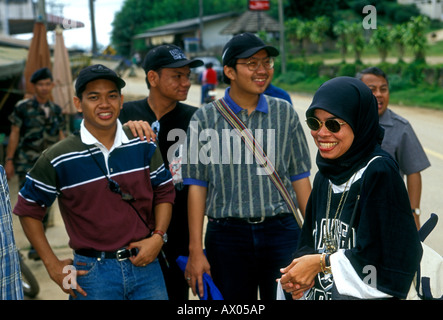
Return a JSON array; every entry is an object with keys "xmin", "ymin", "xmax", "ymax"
[
  {"xmin": 80, "ymin": 120, "xmax": 129, "ymax": 174},
  {"xmin": 182, "ymin": 88, "xmax": 311, "ymax": 219},
  {"xmin": 13, "ymin": 121, "xmax": 175, "ymax": 251},
  {"xmin": 379, "ymin": 108, "xmax": 430, "ymax": 176},
  {"xmin": 0, "ymin": 166, "xmax": 24, "ymax": 300}
]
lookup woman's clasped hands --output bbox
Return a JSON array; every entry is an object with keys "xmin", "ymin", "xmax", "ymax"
[{"xmin": 278, "ymin": 254, "xmax": 321, "ymax": 300}]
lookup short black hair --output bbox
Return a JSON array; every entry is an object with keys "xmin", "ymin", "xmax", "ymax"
[
  {"xmin": 356, "ymin": 67, "xmax": 389, "ymax": 84},
  {"xmin": 222, "ymin": 59, "xmax": 237, "ymax": 85}
]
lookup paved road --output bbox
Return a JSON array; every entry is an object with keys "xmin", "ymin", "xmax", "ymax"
[{"xmin": 11, "ymin": 68, "xmax": 443, "ymax": 300}]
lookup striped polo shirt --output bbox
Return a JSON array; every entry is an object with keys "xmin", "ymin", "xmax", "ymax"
[
  {"xmin": 13, "ymin": 121, "xmax": 175, "ymax": 251},
  {"xmin": 182, "ymin": 88, "xmax": 311, "ymax": 219}
]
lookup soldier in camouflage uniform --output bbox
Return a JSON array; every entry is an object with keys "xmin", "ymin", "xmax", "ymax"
[
  {"xmin": 5, "ymin": 68, "xmax": 65, "ymax": 186},
  {"xmin": 4, "ymin": 67, "xmax": 65, "ymax": 259}
]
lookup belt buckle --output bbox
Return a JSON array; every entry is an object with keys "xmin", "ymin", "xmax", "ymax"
[
  {"xmin": 247, "ymin": 217, "xmax": 265, "ymax": 224},
  {"xmin": 116, "ymin": 248, "xmax": 129, "ymax": 261}
]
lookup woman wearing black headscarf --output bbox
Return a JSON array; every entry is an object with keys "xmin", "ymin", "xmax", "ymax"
[{"xmin": 279, "ymin": 77, "xmax": 422, "ymax": 300}]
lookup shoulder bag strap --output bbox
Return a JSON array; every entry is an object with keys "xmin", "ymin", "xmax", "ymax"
[{"xmin": 212, "ymin": 98, "xmax": 303, "ymax": 228}]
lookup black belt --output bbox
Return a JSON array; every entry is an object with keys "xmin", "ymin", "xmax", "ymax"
[
  {"xmin": 75, "ymin": 248, "xmax": 138, "ymax": 261},
  {"xmin": 209, "ymin": 212, "xmax": 292, "ymax": 225}
]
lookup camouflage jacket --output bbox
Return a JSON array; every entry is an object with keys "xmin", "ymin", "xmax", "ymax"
[{"xmin": 8, "ymin": 97, "xmax": 65, "ymax": 175}]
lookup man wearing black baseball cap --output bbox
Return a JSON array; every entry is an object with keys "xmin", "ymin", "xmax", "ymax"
[
  {"xmin": 74, "ymin": 64, "xmax": 126, "ymax": 98},
  {"xmin": 120, "ymin": 45, "xmax": 202, "ymax": 300},
  {"xmin": 221, "ymin": 32, "xmax": 279, "ymax": 84},
  {"xmin": 14, "ymin": 64, "xmax": 175, "ymax": 299},
  {"xmin": 183, "ymin": 33, "xmax": 312, "ymax": 300}
]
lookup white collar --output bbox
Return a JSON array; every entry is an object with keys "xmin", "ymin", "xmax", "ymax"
[{"xmin": 80, "ymin": 119, "xmax": 129, "ymax": 153}]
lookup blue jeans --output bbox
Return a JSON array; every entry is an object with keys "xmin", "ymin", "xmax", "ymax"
[
  {"xmin": 70, "ymin": 252, "xmax": 168, "ymax": 300},
  {"xmin": 201, "ymin": 84, "xmax": 215, "ymax": 104},
  {"xmin": 205, "ymin": 213, "xmax": 300, "ymax": 300}
]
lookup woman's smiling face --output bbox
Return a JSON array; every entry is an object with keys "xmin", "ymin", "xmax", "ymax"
[{"xmin": 310, "ymin": 109, "xmax": 355, "ymax": 160}]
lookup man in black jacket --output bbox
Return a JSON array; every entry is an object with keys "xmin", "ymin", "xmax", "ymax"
[{"xmin": 120, "ymin": 45, "xmax": 202, "ymax": 300}]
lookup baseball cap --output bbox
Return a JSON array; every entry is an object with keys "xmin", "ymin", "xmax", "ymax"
[
  {"xmin": 142, "ymin": 44, "xmax": 203, "ymax": 72},
  {"xmin": 75, "ymin": 64, "xmax": 126, "ymax": 96},
  {"xmin": 222, "ymin": 33, "xmax": 279, "ymax": 66}
]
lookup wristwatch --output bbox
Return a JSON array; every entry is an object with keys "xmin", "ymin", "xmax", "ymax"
[
  {"xmin": 412, "ymin": 208, "xmax": 421, "ymax": 216},
  {"xmin": 151, "ymin": 230, "xmax": 168, "ymax": 244}
]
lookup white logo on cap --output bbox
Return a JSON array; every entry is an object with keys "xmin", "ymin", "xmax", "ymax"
[
  {"xmin": 169, "ymin": 49, "xmax": 186, "ymax": 60},
  {"xmin": 222, "ymin": 48, "xmax": 229, "ymax": 61}
]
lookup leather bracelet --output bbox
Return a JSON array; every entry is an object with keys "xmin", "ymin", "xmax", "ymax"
[
  {"xmin": 151, "ymin": 230, "xmax": 168, "ymax": 244},
  {"xmin": 5, "ymin": 157, "xmax": 13, "ymax": 162},
  {"xmin": 152, "ymin": 230, "xmax": 165, "ymax": 237}
]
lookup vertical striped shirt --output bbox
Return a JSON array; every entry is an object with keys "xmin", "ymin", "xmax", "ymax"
[
  {"xmin": 0, "ymin": 166, "xmax": 24, "ymax": 300},
  {"xmin": 182, "ymin": 89, "xmax": 311, "ymax": 219}
]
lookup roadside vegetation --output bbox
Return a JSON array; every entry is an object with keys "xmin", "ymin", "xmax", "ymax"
[
  {"xmin": 270, "ymin": 11, "xmax": 443, "ymax": 110},
  {"xmin": 111, "ymin": 0, "xmax": 443, "ymax": 110}
]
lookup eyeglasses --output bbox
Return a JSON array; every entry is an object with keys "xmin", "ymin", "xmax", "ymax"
[
  {"xmin": 108, "ymin": 178, "xmax": 135, "ymax": 202},
  {"xmin": 306, "ymin": 117, "xmax": 346, "ymax": 133},
  {"xmin": 236, "ymin": 57, "xmax": 274, "ymax": 71}
]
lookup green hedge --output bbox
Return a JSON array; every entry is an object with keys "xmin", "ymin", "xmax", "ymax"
[
  {"xmin": 273, "ymin": 60, "xmax": 443, "ymax": 109},
  {"xmin": 275, "ymin": 60, "xmax": 443, "ymax": 88}
]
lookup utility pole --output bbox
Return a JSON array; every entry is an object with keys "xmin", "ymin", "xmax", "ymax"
[
  {"xmin": 89, "ymin": 0, "xmax": 98, "ymax": 55},
  {"xmin": 278, "ymin": 0, "xmax": 286, "ymax": 74},
  {"xmin": 37, "ymin": 0, "xmax": 47, "ymax": 25},
  {"xmin": 199, "ymin": 0, "xmax": 204, "ymax": 51}
]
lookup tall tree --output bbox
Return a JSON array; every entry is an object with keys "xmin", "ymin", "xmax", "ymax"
[
  {"xmin": 404, "ymin": 15, "xmax": 430, "ymax": 63},
  {"xmin": 369, "ymin": 25, "xmax": 390, "ymax": 63},
  {"xmin": 346, "ymin": 22, "xmax": 365, "ymax": 64},
  {"xmin": 389, "ymin": 23, "xmax": 407, "ymax": 63},
  {"xmin": 310, "ymin": 16, "xmax": 330, "ymax": 53},
  {"xmin": 333, "ymin": 20, "xmax": 349, "ymax": 63}
]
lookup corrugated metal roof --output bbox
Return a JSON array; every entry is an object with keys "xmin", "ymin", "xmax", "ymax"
[
  {"xmin": 221, "ymin": 10, "xmax": 280, "ymax": 34},
  {"xmin": 134, "ymin": 12, "xmax": 240, "ymax": 39}
]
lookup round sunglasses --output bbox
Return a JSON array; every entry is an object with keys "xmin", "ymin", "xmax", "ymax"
[{"xmin": 306, "ymin": 117, "xmax": 346, "ymax": 133}]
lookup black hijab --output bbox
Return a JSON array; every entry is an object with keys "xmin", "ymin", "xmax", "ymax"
[{"xmin": 306, "ymin": 76, "xmax": 385, "ymax": 185}]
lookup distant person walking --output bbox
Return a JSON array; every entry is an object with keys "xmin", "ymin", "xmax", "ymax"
[{"xmin": 200, "ymin": 62, "xmax": 218, "ymax": 104}]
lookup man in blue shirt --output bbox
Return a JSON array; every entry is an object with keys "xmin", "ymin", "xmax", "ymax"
[{"xmin": 357, "ymin": 67, "xmax": 431, "ymax": 229}]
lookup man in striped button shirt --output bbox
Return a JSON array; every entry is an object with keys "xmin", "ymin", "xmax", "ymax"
[{"xmin": 182, "ymin": 33, "xmax": 312, "ymax": 300}]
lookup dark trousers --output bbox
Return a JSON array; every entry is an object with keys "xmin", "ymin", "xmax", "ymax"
[{"xmin": 205, "ymin": 214, "xmax": 300, "ymax": 300}]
